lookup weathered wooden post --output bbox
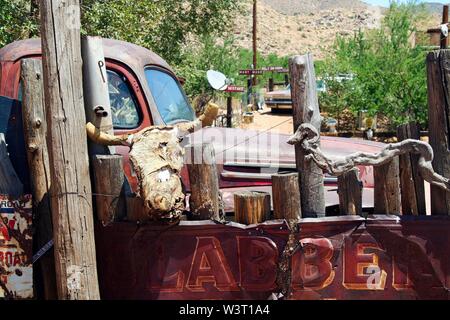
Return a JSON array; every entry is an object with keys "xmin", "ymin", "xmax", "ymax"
[
  {"xmin": 40, "ymin": 0, "xmax": 100, "ymax": 299},
  {"xmin": 21, "ymin": 59, "xmax": 57, "ymax": 299},
  {"xmin": 397, "ymin": 122, "xmax": 426, "ymax": 215},
  {"xmin": 337, "ymin": 169, "xmax": 363, "ymax": 216},
  {"xmin": 268, "ymin": 77, "xmax": 274, "ymax": 92},
  {"xmin": 234, "ymin": 191, "xmax": 271, "ymax": 225},
  {"xmin": 427, "ymin": 49, "xmax": 450, "ymax": 215},
  {"xmin": 289, "ymin": 54, "xmax": 325, "ymax": 217},
  {"xmin": 374, "ymin": 158, "xmax": 401, "ymax": 215},
  {"xmin": 272, "ymin": 173, "xmax": 301, "ymax": 221},
  {"xmin": 186, "ymin": 143, "xmax": 223, "ymax": 221},
  {"xmin": 226, "ymin": 96, "xmax": 233, "ymax": 128},
  {"xmin": 92, "ymin": 155, "xmax": 126, "ymax": 225}
]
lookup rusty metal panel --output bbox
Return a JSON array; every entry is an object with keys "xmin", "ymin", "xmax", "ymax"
[
  {"xmin": 0, "ymin": 194, "xmax": 32, "ymax": 299},
  {"xmin": 95, "ymin": 216, "xmax": 450, "ymax": 300}
]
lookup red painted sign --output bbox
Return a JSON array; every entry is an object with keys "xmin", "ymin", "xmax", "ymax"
[
  {"xmin": 239, "ymin": 67, "xmax": 288, "ymax": 76},
  {"xmin": 95, "ymin": 216, "xmax": 450, "ymax": 300},
  {"xmin": 225, "ymin": 86, "xmax": 245, "ymax": 93},
  {"xmin": 0, "ymin": 194, "xmax": 33, "ymax": 299},
  {"xmin": 239, "ymin": 69, "xmax": 264, "ymax": 75}
]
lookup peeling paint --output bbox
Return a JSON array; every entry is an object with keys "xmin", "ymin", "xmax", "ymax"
[{"xmin": 0, "ymin": 194, "xmax": 32, "ymax": 299}]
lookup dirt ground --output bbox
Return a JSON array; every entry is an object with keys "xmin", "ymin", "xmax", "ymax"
[{"xmin": 239, "ymin": 106, "xmax": 294, "ymax": 134}]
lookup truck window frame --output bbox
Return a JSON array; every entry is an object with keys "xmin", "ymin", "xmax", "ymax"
[
  {"xmin": 105, "ymin": 60, "xmax": 154, "ymax": 135},
  {"xmin": 144, "ymin": 66, "xmax": 195, "ymax": 125},
  {"xmin": 106, "ymin": 69, "xmax": 142, "ymax": 130}
]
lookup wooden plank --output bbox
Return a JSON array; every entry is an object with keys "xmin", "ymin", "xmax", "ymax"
[
  {"xmin": 337, "ymin": 169, "xmax": 362, "ymax": 216},
  {"xmin": 40, "ymin": 0, "xmax": 100, "ymax": 299},
  {"xmin": 92, "ymin": 155, "xmax": 126, "ymax": 225},
  {"xmin": 234, "ymin": 191, "xmax": 271, "ymax": 225},
  {"xmin": 272, "ymin": 173, "xmax": 301, "ymax": 221},
  {"xmin": 21, "ymin": 58, "xmax": 57, "ymax": 299},
  {"xmin": 374, "ymin": 158, "xmax": 401, "ymax": 215},
  {"xmin": 186, "ymin": 143, "xmax": 223, "ymax": 221},
  {"xmin": 426, "ymin": 50, "xmax": 450, "ymax": 215},
  {"xmin": 289, "ymin": 54, "xmax": 325, "ymax": 217},
  {"xmin": 397, "ymin": 122, "xmax": 426, "ymax": 215}
]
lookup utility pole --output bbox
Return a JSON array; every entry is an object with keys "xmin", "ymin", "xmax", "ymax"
[
  {"xmin": 427, "ymin": 4, "xmax": 449, "ymax": 49},
  {"xmin": 40, "ymin": 0, "xmax": 100, "ymax": 299},
  {"xmin": 442, "ymin": 5, "xmax": 448, "ymax": 49},
  {"xmin": 252, "ymin": 0, "xmax": 258, "ymax": 86}
]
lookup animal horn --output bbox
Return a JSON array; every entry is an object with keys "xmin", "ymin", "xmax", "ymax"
[
  {"xmin": 175, "ymin": 102, "xmax": 220, "ymax": 133},
  {"xmin": 86, "ymin": 122, "xmax": 131, "ymax": 146}
]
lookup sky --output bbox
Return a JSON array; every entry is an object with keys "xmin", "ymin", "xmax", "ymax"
[{"xmin": 362, "ymin": 0, "xmax": 450, "ymax": 7}]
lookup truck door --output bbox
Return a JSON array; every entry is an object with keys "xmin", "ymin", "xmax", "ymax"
[{"xmin": 105, "ymin": 61, "xmax": 154, "ymax": 191}]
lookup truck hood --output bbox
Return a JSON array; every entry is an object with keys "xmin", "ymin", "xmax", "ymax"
[
  {"xmin": 184, "ymin": 127, "xmax": 385, "ymax": 187},
  {"xmin": 264, "ymin": 89, "xmax": 291, "ymax": 100}
]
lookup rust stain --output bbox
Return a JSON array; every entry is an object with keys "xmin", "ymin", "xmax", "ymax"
[
  {"xmin": 95, "ymin": 216, "xmax": 450, "ymax": 300},
  {"xmin": 0, "ymin": 194, "xmax": 33, "ymax": 299}
]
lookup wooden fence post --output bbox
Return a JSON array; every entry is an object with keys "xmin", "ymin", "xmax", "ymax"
[
  {"xmin": 40, "ymin": 0, "xmax": 100, "ymax": 299},
  {"xmin": 272, "ymin": 173, "xmax": 301, "ymax": 221},
  {"xmin": 374, "ymin": 158, "xmax": 401, "ymax": 215},
  {"xmin": 268, "ymin": 78, "xmax": 274, "ymax": 92},
  {"xmin": 397, "ymin": 122, "xmax": 426, "ymax": 215},
  {"xmin": 426, "ymin": 50, "xmax": 450, "ymax": 215},
  {"xmin": 226, "ymin": 96, "xmax": 233, "ymax": 128},
  {"xmin": 234, "ymin": 191, "xmax": 271, "ymax": 225},
  {"xmin": 289, "ymin": 54, "xmax": 325, "ymax": 217},
  {"xmin": 186, "ymin": 143, "xmax": 223, "ymax": 221},
  {"xmin": 337, "ymin": 169, "xmax": 362, "ymax": 216},
  {"xmin": 21, "ymin": 58, "xmax": 57, "ymax": 299},
  {"xmin": 92, "ymin": 155, "xmax": 126, "ymax": 225}
]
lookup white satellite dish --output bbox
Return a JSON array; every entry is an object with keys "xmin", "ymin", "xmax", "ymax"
[{"xmin": 207, "ymin": 70, "xmax": 230, "ymax": 91}]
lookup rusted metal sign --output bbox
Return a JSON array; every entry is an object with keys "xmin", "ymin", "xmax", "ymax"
[
  {"xmin": 95, "ymin": 216, "xmax": 450, "ymax": 300},
  {"xmin": 239, "ymin": 69, "xmax": 264, "ymax": 75},
  {"xmin": 239, "ymin": 68, "xmax": 288, "ymax": 76},
  {"xmin": 0, "ymin": 194, "xmax": 32, "ymax": 299},
  {"xmin": 225, "ymin": 85, "xmax": 245, "ymax": 93}
]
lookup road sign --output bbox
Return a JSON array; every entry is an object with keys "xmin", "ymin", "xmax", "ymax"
[
  {"xmin": 239, "ymin": 69, "xmax": 264, "ymax": 75},
  {"xmin": 239, "ymin": 67, "xmax": 288, "ymax": 76},
  {"xmin": 225, "ymin": 85, "xmax": 245, "ymax": 93},
  {"xmin": 261, "ymin": 66, "xmax": 284, "ymax": 72}
]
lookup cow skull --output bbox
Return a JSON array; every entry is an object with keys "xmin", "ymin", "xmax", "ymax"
[{"xmin": 86, "ymin": 103, "xmax": 219, "ymax": 220}]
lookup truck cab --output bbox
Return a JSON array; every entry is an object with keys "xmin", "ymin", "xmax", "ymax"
[{"xmin": 0, "ymin": 38, "xmax": 384, "ymax": 213}]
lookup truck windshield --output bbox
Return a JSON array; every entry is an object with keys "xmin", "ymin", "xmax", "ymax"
[{"xmin": 144, "ymin": 68, "xmax": 195, "ymax": 124}]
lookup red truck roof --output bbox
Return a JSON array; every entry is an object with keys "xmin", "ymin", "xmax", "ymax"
[{"xmin": 0, "ymin": 37, "xmax": 173, "ymax": 72}]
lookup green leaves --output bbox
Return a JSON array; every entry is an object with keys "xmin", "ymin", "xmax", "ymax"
[
  {"xmin": 81, "ymin": 0, "xmax": 241, "ymax": 65},
  {"xmin": 0, "ymin": 0, "xmax": 39, "ymax": 48},
  {"xmin": 319, "ymin": 0, "xmax": 429, "ymax": 128}
]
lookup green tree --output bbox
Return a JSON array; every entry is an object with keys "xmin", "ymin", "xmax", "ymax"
[
  {"xmin": 319, "ymin": 0, "xmax": 429, "ymax": 128},
  {"xmin": 0, "ymin": 0, "xmax": 39, "ymax": 47},
  {"xmin": 81, "ymin": 0, "xmax": 241, "ymax": 64}
]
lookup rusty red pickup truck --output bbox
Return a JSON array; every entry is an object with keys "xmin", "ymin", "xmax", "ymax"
[
  {"xmin": 0, "ymin": 38, "xmax": 384, "ymax": 213},
  {"xmin": 3, "ymin": 38, "xmax": 450, "ymax": 301}
]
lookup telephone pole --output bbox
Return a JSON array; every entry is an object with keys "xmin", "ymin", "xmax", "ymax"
[{"xmin": 252, "ymin": 0, "xmax": 258, "ymax": 85}]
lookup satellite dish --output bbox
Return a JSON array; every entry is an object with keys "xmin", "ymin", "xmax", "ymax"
[{"xmin": 207, "ymin": 70, "xmax": 230, "ymax": 91}]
